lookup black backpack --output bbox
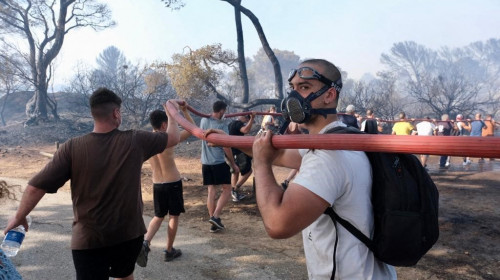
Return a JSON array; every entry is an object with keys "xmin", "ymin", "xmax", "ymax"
[{"xmin": 324, "ymin": 126, "xmax": 439, "ymax": 268}]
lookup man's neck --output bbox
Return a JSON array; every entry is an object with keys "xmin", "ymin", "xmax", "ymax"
[
  {"xmin": 93, "ymin": 122, "xmax": 118, "ymax": 133},
  {"xmin": 305, "ymin": 114, "xmax": 338, "ymax": 134},
  {"xmin": 211, "ymin": 112, "xmax": 222, "ymax": 120}
]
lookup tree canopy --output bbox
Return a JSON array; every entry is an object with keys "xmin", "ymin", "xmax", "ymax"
[
  {"xmin": 379, "ymin": 40, "xmax": 500, "ymax": 118},
  {"xmin": 0, "ymin": 0, "xmax": 114, "ymax": 125},
  {"xmin": 163, "ymin": 44, "xmax": 237, "ymax": 102},
  {"xmin": 67, "ymin": 46, "xmax": 177, "ymax": 128}
]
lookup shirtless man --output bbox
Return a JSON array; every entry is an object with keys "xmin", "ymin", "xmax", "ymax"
[{"xmin": 136, "ymin": 103, "xmax": 195, "ymax": 267}]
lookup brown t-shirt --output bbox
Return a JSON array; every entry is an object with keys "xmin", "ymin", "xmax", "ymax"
[{"xmin": 29, "ymin": 129, "xmax": 167, "ymax": 249}]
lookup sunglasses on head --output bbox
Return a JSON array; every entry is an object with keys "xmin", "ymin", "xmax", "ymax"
[{"xmin": 288, "ymin": 66, "xmax": 342, "ymax": 92}]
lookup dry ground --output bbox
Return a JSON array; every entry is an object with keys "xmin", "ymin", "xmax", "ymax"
[{"xmin": 1, "ymin": 140, "xmax": 499, "ymax": 280}]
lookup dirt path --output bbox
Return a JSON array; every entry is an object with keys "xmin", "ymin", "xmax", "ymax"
[
  {"xmin": 1, "ymin": 144, "xmax": 499, "ymax": 279},
  {"xmin": 0, "ymin": 176, "xmax": 307, "ymax": 280}
]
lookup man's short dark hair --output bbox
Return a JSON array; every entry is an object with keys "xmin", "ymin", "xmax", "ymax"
[
  {"xmin": 89, "ymin": 88, "xmax": 122, "ymax": 120},
  {"xmin": 213, "ymin": 100, "xmax": 227, "ymax": 113},
  {"xmin": 301, "ymin": 59, "xmax": 342, "ymax": 106},
  {"xmin": 301, "ymin": 59, "xmax": 342, "ymax": 91},
  {"xmin": 149, "ymin": 110, "xmax": 168, "ymax": 130}
]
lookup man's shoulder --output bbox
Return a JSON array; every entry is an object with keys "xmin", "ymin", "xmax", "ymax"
[
  {"xmin": 307, "ymin": 146, "xmax": 367, "ymax": 162},
  {"xmin": 133, "ymin": 129, "xmax": 166, "ymax": 138},
  {"xmin": 394, "ymin": 121, "xmax": 411, "ymax": 128},
  {"xmin": 228, "ymin": 120, "xmax": 243, "ymax": 135},
  {"xmin": 228, "ymin": 119, "xmax": 243, "ymax": 127}
]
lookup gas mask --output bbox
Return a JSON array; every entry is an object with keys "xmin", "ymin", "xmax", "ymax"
[
  {"xmin": 281, "ymin": 85, "xmax": 338, "ymax": 124},
  {"xmin": 278, "ymin": 66, "xmax": 342, "ymax": 134}
]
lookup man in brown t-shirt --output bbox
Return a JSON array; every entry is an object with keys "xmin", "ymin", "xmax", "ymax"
[{"xmin": 3, "ymin": 88, "xmax": 180, "ymax": 280}]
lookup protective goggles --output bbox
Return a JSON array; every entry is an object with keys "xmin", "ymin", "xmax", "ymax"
[{"xmin": 288, "ymin": 66, "xmax": 342, "ymax": 92}]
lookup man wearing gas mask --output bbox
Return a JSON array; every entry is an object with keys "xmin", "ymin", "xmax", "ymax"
[{"xmin": 252, "ymin": 59, "xmax": 396, "ymax": 279}]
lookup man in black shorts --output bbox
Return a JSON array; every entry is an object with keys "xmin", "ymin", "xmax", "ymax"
[
  {"xmin": 228, "ymin": 113, "xmax": 255, "ymax": 202},
  {"xmin": 200, "ymin": 101, "xmax": 239, "ymax": 233},
  {"xmin": 136, "ymin": 103, "xmax": 195, "ymax": 267}
]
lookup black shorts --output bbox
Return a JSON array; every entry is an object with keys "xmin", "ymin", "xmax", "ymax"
[
  {"xmin": 234, "ymin": 153, "xmax": 252, "ymax": 176},
  {"xmin": 153, "ymin": 180, "xmax": 185, "ymax": 217},
  {"xmin": 202, "ymin": 162, "xmax": 231, "ymax": 185},
  {"xmin": 72, "ymin": 236, "xmax": 143, "ymax": 280}
]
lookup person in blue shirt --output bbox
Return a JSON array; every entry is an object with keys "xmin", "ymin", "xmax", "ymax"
[
  {"xmin": 200, "ymin": 101, "xmax": 239, "ymax": 233},
  {"xmin": 470, "ymin": 113, "xmax": 486, "ymax": 137}
]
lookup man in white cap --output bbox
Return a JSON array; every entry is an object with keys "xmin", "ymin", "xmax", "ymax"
[{"xmin": 338, "ymin": 104, "xmax": 359, "ymax": 129}]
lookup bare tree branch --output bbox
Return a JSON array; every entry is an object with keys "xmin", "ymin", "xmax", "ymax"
[{"xmin": 0, "ymin": 0, "xmax": 114, "ymax": 124}]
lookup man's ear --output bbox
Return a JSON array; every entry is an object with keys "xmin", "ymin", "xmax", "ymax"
[
  {"xmin": 113, "ymin": 108, "xmax": 120, "ymax": 119},
  {"xmin": 324, "ymin": 87, "xmax": 337, "ymax": 104}
]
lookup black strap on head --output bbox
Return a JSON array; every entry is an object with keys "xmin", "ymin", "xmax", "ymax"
[
  {"xmin": 305, "ymin": 85, "xmax": 338, "ymax": 119},
  {"xmin": 278, "ymin": 120, "xmax": 291, "ymax": 135},
  {"xmin": 311, "ymin": 108, "xmax": 337, "ymax": 119},
  {"xmin": 305, "ymin": 85, "xmax": 330, "ymax": 103}
]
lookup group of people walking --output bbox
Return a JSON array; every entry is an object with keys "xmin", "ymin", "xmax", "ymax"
[
  {"xmin": 3, "ymin": 58, "xmax": 498, "ymax": 279},
  {"xmin": 338, "ymin": 107, "xmax": 497, "ymax": 168}
]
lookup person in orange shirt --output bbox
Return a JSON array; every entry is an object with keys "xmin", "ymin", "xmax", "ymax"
[
  {"xmin": 482, "ymin": 114, "xmax": 496, "ymax": 137},
  {"xmin": 482, "ymin": 114, "xmax": 497, "ymax": 161}
]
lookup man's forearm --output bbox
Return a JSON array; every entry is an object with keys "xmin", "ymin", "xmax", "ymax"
[
  {"xmin": 16, "ymin": 185, "xmax": 46, "ymax": 218},
  {"xmin": 166, "ymin": 118, "xmax": 180, "ymax": 148},
  {"xmin": 223, "ymin": 147, "xmax": 236, "ymax": 166},
  {"xmin": 183, "ymin": 109, "xmax": 195, "ymax": 125},
  {"xmin": 241, "ymin": 117, "xmax": 254, "ymax": 134},
  {"xmin": 179, "ymin": 110, "xmax": 195, "ymax": 142},
  {"xmin": 4, "ymin": 185, "xmax": 45, "ymax": 234},
  {"xmin": 253, "ymin": 162, "xmax": 287, "ymax": 235},
  {"xmin": 239, "ymin": 147, "xmax": 253, "ymax": 157}
]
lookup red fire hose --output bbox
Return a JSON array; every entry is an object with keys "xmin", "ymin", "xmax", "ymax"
[
  {"xmin": 166, "ymin": 102, "xmax": 500, "ymax": 158},
  {"xmin": 185, "ymin": 105, "xmax": 281, "ymax": 118}
]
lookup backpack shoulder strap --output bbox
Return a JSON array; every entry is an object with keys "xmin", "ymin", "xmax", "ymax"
[
  {"xmin": 323, "ymin": 126, "xmax": 375, "ymax": 250},
  {"xmin": 325, "ymin": 126, "xmax": 363, "ymax": 135},
  {"xmin": 324, "ymin": 207, "xmax": 375, "ymax": 251}
]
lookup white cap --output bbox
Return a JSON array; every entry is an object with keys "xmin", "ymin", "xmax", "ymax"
[{"xmin": 346, "ymin": 104, "xmax": 355, "ymax": 113}]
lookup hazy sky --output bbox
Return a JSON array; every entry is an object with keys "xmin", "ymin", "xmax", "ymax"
[{"xmin": 53, "ymin": 0, "xmax": 500, "ymax": 86}]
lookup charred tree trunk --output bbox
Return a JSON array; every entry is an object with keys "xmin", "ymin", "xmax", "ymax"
[
  {"xmin": 233, "ymin": 1, "xmax": 250, "ymax": 103},
  {"xmin": 23, "ymin": 1, "xmax": 72, "ymax": 125},
  {"xmin": 1, "ymin": 0, "xmax": 112, "ymax": 125},
  {"xmin": 222, "ymin": 0, "xmax": 284, "ymax": 100},
  {"xmin": 204, "ymin": 77, "xmax": 280, "ymax": 110},
  {"xmin": 0, "ymin": 93, "xmax": 9, "ymax": 126}
]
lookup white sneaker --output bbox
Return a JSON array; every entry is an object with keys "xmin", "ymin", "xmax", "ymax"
[
  {"xmin": 231, "ymin": 190, "xmax": 239, "ymax": 202},
  {"xmin": 463, "ymin": 160, "xmax": 471, "ymax": 165},
  {"xmin": 445, "ymin": 162, "xmax": 450, "ymax": 167},
  {"xmin": 232, "ymin": 190, "xmax": 246, "ymax": 202}
]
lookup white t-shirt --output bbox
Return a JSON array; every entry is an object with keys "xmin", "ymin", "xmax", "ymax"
[
  {"xmin": 416, "ymin": 121, "xmax": 436, "ymax": 136},
  {"xmin": 456, "ymin": 121, "xmax": 469, "ymax": 136},
  {"xmin": 261, "ymin": 115, "xmax": 274, "ymax": 129},
  {"xmin": 293, "ymin": 121, "xmax": 397, "ymax": 280}
]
